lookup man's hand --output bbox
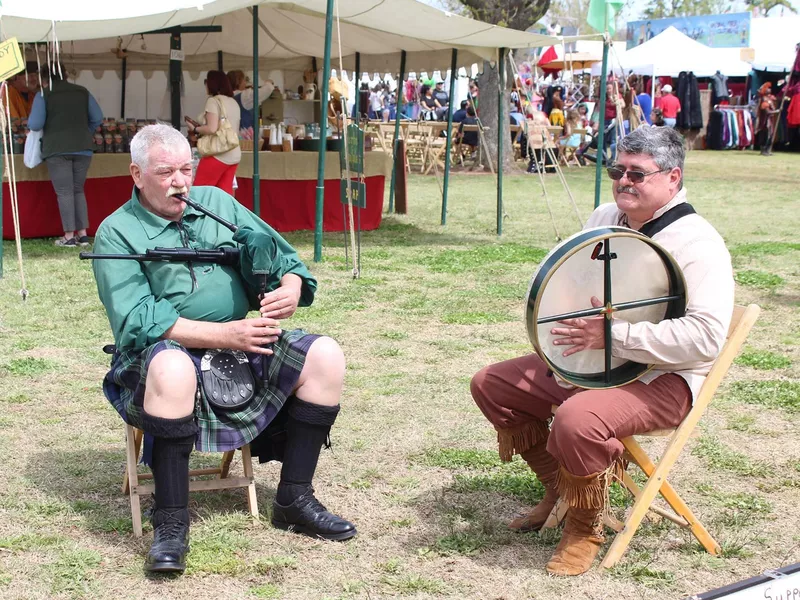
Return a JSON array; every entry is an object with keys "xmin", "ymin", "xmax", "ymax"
[
  {"xmin": 550, "ymin": 296, "xmax": 606, "ymax": 357},
  {"xmin": 260, "ymin": 275, "xmax": 302, "ymax": 319},
  {"xmin": 225, "ymin": 318, "xmax": 282, "ymax": 355}
]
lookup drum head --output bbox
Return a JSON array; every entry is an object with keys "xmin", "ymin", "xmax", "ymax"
[{"xmin": 526, "ymin": 227, "xmax": 686, "ymax": 389}]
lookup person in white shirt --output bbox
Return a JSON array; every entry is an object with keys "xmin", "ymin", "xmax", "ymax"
[{"xmin": 470, "ymin": 126, "xmax": 733, "ymax": 577}]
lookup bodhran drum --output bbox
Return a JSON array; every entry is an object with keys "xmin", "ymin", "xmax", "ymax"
[{"xmin": 526, "ymin": 226, "xmax": 686, "ymax": 389}]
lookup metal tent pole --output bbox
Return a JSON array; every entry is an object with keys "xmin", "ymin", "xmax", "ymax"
[
  {"xmin": 594, "ymin": 33, "xmax": 610, "ymax": 209},
  {"xmin": 252, "ymin": 5, "xmax": 261, "ymax": 217},
  {"xmin": 353, "ymin": 52, "xmax": 361, "ymax": 119},
  {"xmin": 121, "ymin": 57, "xmax": 127, "ymax": 118},
  {"xmin": 441, "ymin": 48, "xmax": 458, "ymax": 226},
  {"xmin": 388, "ymin": 50, "xmax": 406, "ymax": 213},
  {"xmin": 497, "ymin": 47, "xmax": 506, "ymax": 236},
  {"xmin": 313, "ymin": 0, "xmax": 336, "ymax": 262}
]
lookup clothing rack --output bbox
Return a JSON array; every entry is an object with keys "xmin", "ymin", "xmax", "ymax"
[{"xmin": 714, "ymin": 104, "xmax": 751, "ymax": 110}]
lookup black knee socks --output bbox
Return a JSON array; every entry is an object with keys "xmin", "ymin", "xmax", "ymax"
[
  {"xmin": 140, "ymin": 412, "xmax": 197, "ymax": 526},
  {"xmin": 276, "ymin": 398, "xmax": 340, "ymax": 506}
]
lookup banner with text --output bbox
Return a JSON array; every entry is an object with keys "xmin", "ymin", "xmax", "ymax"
[{"xmin": 626, "ymin": 12, "xmax": 751, "ymax": 49}]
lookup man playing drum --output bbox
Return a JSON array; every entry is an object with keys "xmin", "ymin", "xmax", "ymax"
[
  {"xmin": 91, "ymin": 124, "xmax": 356, "ymax": 574},
  {"xmin": 471, "ymin": 127, "xmax": 734, "ymax": 576}
]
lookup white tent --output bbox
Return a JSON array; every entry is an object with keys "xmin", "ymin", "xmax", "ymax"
[
  {"xmin": 618, "ymin": 26, "xmax": 751, "ymax": 78},
  {"xmin": 2, "ymin": 0, "xmax": 557, "ymax": 72},
  {"xmin": 749, "ymin": 16, "xmax": 800, "ymax": 72}
]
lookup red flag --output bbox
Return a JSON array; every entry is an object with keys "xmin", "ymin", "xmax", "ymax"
[{"xmin": 537, "ymin": 46, "xmax": 560, "ymax": 75}]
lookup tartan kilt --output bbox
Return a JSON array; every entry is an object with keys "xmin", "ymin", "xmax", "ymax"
[{"xmin": 103, "ymin": 330, "xmax": 320, "ymax": 453}]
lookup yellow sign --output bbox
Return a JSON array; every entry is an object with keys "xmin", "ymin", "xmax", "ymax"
[
  {"xmin": 740, "ymin": 48, "xmax": 756, "ymax": 63},
  {"xmin": 0, "ymin": 38, "xmax": 25, "ymax": 83}
]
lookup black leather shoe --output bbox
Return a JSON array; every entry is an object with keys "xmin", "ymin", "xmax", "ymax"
[
  {"xmin": 272, "ymin": 488, "xmax": 357, "ymax": 541},
  {"xmin": 145, "ymin": 509, "xmax": 190, "ymax": 573}
]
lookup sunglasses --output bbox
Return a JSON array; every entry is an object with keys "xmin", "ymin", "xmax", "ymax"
[{"xmin": 607, "ymin": 166, "xmax": 669, "ymax": 184}]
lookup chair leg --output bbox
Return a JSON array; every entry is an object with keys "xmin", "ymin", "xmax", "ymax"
[
  {"xmin": 122, "ymin": 427, "xmax": 143, "ymax": 495},
  {"xmin": 241, "ymin": 444, "xmax": 259, "ymax": 518},
  {"xmin": 219, "ymin": 451, "xmax": 235, "ymax": 479},
  {"xmin": 621, "ymin": 438, "xmax": 720, "ymax": 556},
  {"xmin": 124, "ymin": 424, "xmax": 144, "ymax": 538},
  {"xmin": 541, "ymin": 498, "xmax": 568, "ymax": 530}
]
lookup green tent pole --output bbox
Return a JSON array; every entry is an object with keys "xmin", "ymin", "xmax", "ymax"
[
  {"xmin": 441, "ymin": 48, "xmax": 458, "ymax": 226},
  {"xmin": 497, "ymin": 47, "xmax": 505, "ymax": 236},
  {"xmin": 313, "ymin": 0, "xmax": 336, "ymax": 262},
  {"xmin": 353, "ymin": 52, "xmax": 361, "ymax": 119},
  {"xmin": 388, "ymin": 50, "xmax": 406, "ymax": 214},
  {"xmin": 252, "ymin": 5, "xmax": 261, "ymax": 217},
  {"xmin": 594, "ymin": 31, "xmax": 610, "ymax": 209}
]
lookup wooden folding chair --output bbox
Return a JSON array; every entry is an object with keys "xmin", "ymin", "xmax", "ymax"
[
  {"xmin": 122, "ymin": 423, "xmax": 259, "ymax": 537},
  {"xmin": 542, "ymin": 304, "xmax": 761, "ymax": 568}
]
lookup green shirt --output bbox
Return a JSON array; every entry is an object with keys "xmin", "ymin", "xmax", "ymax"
[{"xmin": 93, "ymin": 185, "xmax": 317, "ymax": 351}]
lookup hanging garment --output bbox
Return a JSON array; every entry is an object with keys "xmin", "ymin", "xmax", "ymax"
[
  {"xmin": 706, "ymin": 111, "xmax": 724, "ymax": 150},
  {"xmin": 711, "ymin": 72, "xmax": 729, "ymax": 106},
  {"xmin": 788, "ymin": 95, "xmax": 800, "ymax": 127}
]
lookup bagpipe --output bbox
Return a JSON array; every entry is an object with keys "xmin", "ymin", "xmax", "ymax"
[{"xmin": 80, "ymin": 194, "xmax": 282, "ymax": 306}]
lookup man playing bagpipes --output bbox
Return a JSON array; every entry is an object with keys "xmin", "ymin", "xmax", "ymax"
[
  {"xmin": 88, "ymin": 124, "xmax": 356, "ymax": 574},
  {"xmin": 470, "ymin": 127, "xmax": 734, "ymax": 575}
]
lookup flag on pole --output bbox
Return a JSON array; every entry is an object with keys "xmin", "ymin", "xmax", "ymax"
[{"xmin": 587, "ymin": 0, "xmax": 625, "ymax": 36}]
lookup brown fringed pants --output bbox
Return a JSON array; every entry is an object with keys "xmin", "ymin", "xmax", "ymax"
[{"xmin": 470, "ymin": 355, "xmax": 692, "ymax": 476}]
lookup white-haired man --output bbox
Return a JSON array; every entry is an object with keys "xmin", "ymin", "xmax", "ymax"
[
  {"xmin": 91, "ymin": 124, "xmax": 356, "ymax": 574},
  {"xmin": 471, "ymin": 126, "xmax": 733, "ymax": 575}
]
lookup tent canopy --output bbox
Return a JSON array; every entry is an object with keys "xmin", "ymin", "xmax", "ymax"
[
  {"xmin": 616, "ymin": 26, "xmax": 751, "ymax": 78},
  {"xmin": 2, "ymin": 0, "xmax": 558, "ymax": 72}
]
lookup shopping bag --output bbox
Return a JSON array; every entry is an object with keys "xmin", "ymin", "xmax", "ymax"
[{"xmin": 23, "ymin": 129, "xmax": 43, "ymax": 168}]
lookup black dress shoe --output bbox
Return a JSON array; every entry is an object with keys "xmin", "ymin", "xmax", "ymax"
[
  {"xmin": 145, "ymin": 509, "xmax": 190, "ymax": 573},
  {"xmin": 272, "ymin": 488, "xmax": 357, "ymax": 541}
]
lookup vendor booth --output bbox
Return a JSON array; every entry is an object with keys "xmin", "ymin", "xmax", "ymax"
[{"xmin": 2, "ymin": 0, "xmax": 556, "ymax": 241}]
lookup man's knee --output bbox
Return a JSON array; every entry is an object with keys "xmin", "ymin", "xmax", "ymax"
[
  {"xmin": 547, "ymin": 397, "xmax": 607, "ymax": 462},
  {"xmin": 470, "ymin": 366, "xmax": 492, "ymax": 407},
  {"xmin": 306, "ymin": 336, "xmax": 346, "ymax": 384},
  {"xmin": 146, "ymin": 349, "xmax": 196, "ymax": 409}
]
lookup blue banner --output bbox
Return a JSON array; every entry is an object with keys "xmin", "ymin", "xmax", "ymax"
[{"xmin": 626, "ymin": 12, "xmax": 751, "ymax": 49}]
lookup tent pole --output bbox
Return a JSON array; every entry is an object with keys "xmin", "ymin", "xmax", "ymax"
[
  {"xmin": 388, "ymin": 50, "xmax": 406, "ymax": 214},
  {"xmin": 314, "ymin": 0, "xmax": 335, "ymax": 262},
  {"xmin": 217, "ymin": 50, "xmax": 224, "ymax": 71},
  {"xmin": 169, "ymin": 31, "xmax": 182, "ymax": 128},
  {"xmin": 252, "ymin": 5, "xmax": 261, "ymax": 218},
  {"xmin": 594, "ymin": 33, "xmax": 610, "ymax": 210},
  {"xmin": 441, "ymin": 48, "xmax": 458, "ymax": 226},
  {"xmin": 354, "ymin": 52, "xmax": 361, "ymax": 119},
  {"xmin": 497, "ymin": 47, "xmax": 506, "ymax": 236},
  {"xmin": 121, "ymin": 56, "xmax": 127, "ymax": 119}
]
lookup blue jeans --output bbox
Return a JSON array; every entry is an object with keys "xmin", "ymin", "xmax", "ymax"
[{"xmin": 664, "ymin": 118, "xmax": 677, "ymax": 128}]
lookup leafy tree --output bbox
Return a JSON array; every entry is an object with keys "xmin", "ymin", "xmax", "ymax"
[
  {"xmin": 643, "ymin": 0, "xmax": 730, "ymax": 18},
  {"xmin": 746, "ymin": 0, "xmax": 796, "ymax": 15},
  {"xmin": 455, "ymin": 0, "xmax": 551, "ymax": 171}
]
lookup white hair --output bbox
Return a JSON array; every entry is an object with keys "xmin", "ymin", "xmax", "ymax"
[{"xmin": 129, "ymin": 123, "xmax": 190, "ymax": 171}]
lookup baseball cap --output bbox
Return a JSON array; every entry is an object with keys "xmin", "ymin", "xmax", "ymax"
[{"xmin": 662, "ymin": 84, "xmax": 673, "ymax": 93}]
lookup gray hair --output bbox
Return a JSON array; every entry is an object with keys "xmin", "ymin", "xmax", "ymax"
[
  {"xmin": 130, "ymin": 123, "xmax": 190, "ymax": 171},
  {"xmin": 616, "ymin": 127, "xmax": 685, "ymax": 187}
]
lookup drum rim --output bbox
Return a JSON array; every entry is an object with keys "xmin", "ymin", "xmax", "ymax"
[{"xmin": 526, "ymin": 226, "xmax": 687, "ymax": 390}]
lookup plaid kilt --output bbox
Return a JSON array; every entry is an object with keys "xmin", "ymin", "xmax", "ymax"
[{"xmin": 103, "ymin": 330, "xmax": 319, "ymax": 453}]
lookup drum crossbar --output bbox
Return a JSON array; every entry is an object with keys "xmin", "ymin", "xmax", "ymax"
[
  {"xmin": 603, "ymin": 239, "xmax": 613, "ymax": 383},
  {"xmin": 536, "ymin": 294, "xmax": 682, "ymax": 325}
]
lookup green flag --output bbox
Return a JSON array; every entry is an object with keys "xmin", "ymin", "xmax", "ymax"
[{"xmin": 587, "ymin": 0, "xmax": 624, "ymax": 36}]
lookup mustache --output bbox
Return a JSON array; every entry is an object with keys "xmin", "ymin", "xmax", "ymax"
[
  {"xmin": 616, "ymin": 186, "xmax": 638, "ymax": 196},
  {"xmin": 167, "ymin": 186, "xmax": 189, "ymax": 197}
]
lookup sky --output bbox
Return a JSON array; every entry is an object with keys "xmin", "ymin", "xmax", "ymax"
[{"xmin": 417, "ymin": 0, "xmax": 800, "ymax": 25}]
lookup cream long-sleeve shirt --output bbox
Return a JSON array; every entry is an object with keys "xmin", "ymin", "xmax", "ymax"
[{"xmin": 584, "ymin": 188, "xmax": 734, "ymax": 399}]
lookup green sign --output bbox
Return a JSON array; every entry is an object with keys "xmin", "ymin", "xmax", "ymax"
[
  {"xmin": 340, "ymin": 179, "xmax": 367, "ymax": 209},
  {"xmin": 339, "ymin": 123, "xmax": 364, "ymax": 174}
]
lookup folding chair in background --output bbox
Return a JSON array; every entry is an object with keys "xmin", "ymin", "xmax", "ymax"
[{"xmin": 543, "ymin": 303, "xmax": 761, "ymax": 568}]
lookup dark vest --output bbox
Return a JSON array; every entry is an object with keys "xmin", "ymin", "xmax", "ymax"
[
  {"xmin": 234, "ymin": 92, "xmax": 254, "ymax": 130},
  {"xmin": 41, "ymin": 80, "xmax": 93, "ymax": 159}
]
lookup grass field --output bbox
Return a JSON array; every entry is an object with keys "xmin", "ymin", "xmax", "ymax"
[{"xmin": 0, "ymin": 150, "xmax": 798, "ymax": 600}]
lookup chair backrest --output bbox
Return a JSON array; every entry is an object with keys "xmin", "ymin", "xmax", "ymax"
[{"xmin": 672, "ymin": 304, "xmax": 760, "ymax": 438}]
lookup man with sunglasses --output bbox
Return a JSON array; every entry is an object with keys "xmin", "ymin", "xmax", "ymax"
[{"xmin": 470, "ymin": 126, "xmax": 733, "ymax": 576}]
